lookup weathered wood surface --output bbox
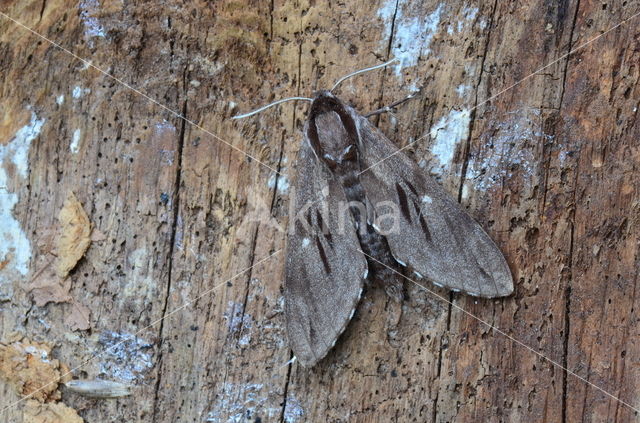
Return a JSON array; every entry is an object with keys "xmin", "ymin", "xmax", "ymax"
[{"xmin": 0, "ymin": 0, "xmax": 639, "ymax": 422}]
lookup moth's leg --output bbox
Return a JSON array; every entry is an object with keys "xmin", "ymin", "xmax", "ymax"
[
  {"xmin": 365, "ymin": 91, "xmax": 420, "ymax": 118},
  {"xmin": 383, "ymin": 275, "xmax": 405, "ymax": 303},
  {"xmin": 370, "ymin": 265, "xmax": 405, "ymax": 302},
  {"xmin": 381, "ymin": 274, "xmax": 405, "ymax": 303}
]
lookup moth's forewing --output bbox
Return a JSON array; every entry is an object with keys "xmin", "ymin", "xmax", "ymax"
[
  {"xmin": 353, "ymin": 111, "xmax": 513, "ymax": 298},
  {"xmin": 284, "ymin": 132, "xmax": 367, "ymax": 367}
]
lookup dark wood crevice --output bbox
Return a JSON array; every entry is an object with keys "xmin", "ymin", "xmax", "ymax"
[{"xmin": 151, "ymin": 88, "xmax": 188, "ymax": 422}]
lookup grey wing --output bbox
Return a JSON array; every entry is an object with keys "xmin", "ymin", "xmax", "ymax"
[
  {"xmin": 285, "ymin": 138, "xmax": 367, "ymax": 367},
  {"xmin": 355, "ymin": 114, "xmax": 513, "ymax": 298}
]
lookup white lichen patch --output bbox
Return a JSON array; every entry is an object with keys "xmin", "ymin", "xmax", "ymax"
[
  {"xmin": 276, "ymin": 175, "xmax": 290, "ymax": 193},
  {"xmin": 429, "ymin": 109, "xmax": 471, "ymax": 174},
  {"xmin": 463, "ymin": 6, "xmax": 479, "ymax": 20},
  {"xmin": 72, "ymin": 86, "xmax": 90, "ymax": 99},
  {"xmin": 455, "ymin": 63, "xmax": 478, "ymax": 104},
  {"xmin": 0, "ymin": 112, "xmax": 44, "ymax": 298},
  {"xmin": 267, "ymin": 173, "xmax": 290, "ymax": 193},
  {"xmin": 456, "ymin": 84, "xmax": 471, "ymax": 98},
  {"xmin": 378, "ymin": 1, "xmax": 444, "ymax": 76},
  {"xmin": 234, "ymin": 306, "xmax": 254, "ymax": 347},
  {"xmin": 70, "ymin": 129, "xmax": 81, "ymax": 153},
  {"xmin": 56, "ymin": 95, "xmax": 65, "ymax": 105},
  {"xmin": 558, "ymin": 150, "xmax": 574, "ymax": 167},
  {"xmin": 283, "ymin": 396, "xmax": 305, "ymax": 423},
  {"xmin": 155, "ymin": 120, "xmax": 176, "ymax": 132},
  {"xmin": 465, "ymin": 107, "xmax": 553, "ymax": 192},
  {"xmin": 267, "ymin": 174, "xmax": 276, "ymax": 189},
  {"xmin": 447, "ymin": 6, "xmax": 479, "ymax": 34},
  {"xmin": 23, "ymin": 344, "xmax": 51, "ymax": 363},
  {"xmin": 98, "ymin": 331, "xmax": 154, "ymax": 382},
  {"xmin": 224, "ymin": 301, "xmax": 254, "ymax": 347},
  {"xmin": 79, "ymin": 0, "xmax": 106, "ymax": 38},
  {"xmin": 206, "ymin": 382, "xmax": 283, "ymax": 422}
]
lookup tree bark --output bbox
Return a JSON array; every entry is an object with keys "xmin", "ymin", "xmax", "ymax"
[{"xmin": 0, "ymin": 0, "xmax": 639, "ymax": 422}]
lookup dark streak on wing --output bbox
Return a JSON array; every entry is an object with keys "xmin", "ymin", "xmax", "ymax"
[
  {"xmin": 396, "ymin": 183, "xmax": 412, "ymax": 221},
  {"xmin": 305, "ymin": 211, "xmax": 313, "ymax": 228},
  {"xmin": 315, "ymin": 235, "xmax": 331, "ymax": 274},
  {"xmin": 308, "ymin": 325, "xmax": 317, "ymax": 343},
  {"xmin": 295, "ymin": 218, "xmax": 306, "ymax": 234},
  {"xmin": 324, "ymin": 230, "xmax": 334, "ymax": 247},
  {"xmin": 316, "ymin": 209, "xmax": 324, "ymax": 232},
  {"xmin": 411, "ymin": 200, "xmax": 432, "ymax": 243},
  {"xmin": 405, "ymin": 180, "xmax": 419, "ymax": 197},
  {"xmin": 314, "ymin": 210, "xmax": 334, "ymax": 246},
  {"xmin": 418, "ymin": 214, "xmax": 432, "ymax": 243}
]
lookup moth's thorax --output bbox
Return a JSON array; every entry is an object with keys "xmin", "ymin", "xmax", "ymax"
[{"xmin": 307, "ymin": 92, "xmax": 359, "ymax": 170}]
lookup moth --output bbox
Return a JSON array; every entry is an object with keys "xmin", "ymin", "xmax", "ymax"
[
  {"xmin": 282, "ymin": 90, "xmax": 513, "ymax": 367},
  {"xmin": 235, "ymin": 61, "xmax": 513, "ymax": 368}
]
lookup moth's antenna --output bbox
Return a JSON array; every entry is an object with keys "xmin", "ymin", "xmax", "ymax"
[
  {"xmin": 232, "ymin": 97, "xmax": 313, "ymax": 120},
  {"xmin": 331, "ymin": 57, "xmax": 399, "ymax": 92}
]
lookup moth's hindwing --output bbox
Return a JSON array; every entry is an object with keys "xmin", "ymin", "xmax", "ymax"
[
  {"xmin": 284, "ymin": 136, "xmax": 367, "ymax": 367},
  {"xmin": 354, "ymin": 111, "xmax": 513, "ymax": 298}
]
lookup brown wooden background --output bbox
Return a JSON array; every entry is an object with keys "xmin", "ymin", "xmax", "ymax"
[{"xmin": 0, "ymin": 0, "xmax": 639, "ymax": 422}]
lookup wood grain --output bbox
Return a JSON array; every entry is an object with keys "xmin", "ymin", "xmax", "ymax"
[{"xmin": 0, "ymin": 0, "xmax": 638, "ymax": 422}]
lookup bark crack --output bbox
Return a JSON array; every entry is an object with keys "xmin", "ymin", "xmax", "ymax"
[
  {"xmin": 562, "ymin": 204, "xmax": 575, "ymax": 423},
  {"xmin": 383, "ymin": 0, "xmax": 400, "ymax": 63},
  {"xmin": 151, "ymin": 83, "xmax": 188, "ymax": 421},
  {"xmin": 372, "ymin": 0, "xmax": 399, "ymax": 128},
  {"xmin": 269, "ymin": 0, "xmax": 275, "ymax": 42},
  {"xmin": 457, "ymin": 0, "xmax": 499, "ymax": 202},
  {"xmin": 39, "ymin": 0, "xmax": 46, "ymax": 22},
  {"xmin": 559, "ymin": 3, "xmax": 581, "ymax": 422},
  {"xmin": 278, "ymin": 352, "xmax": 294, "ymax": 423},
  {"xmin": 540, "ymin": 146, "xmax": 553, "ymax": 216},
  {"xmin": 561, "ymin": 141, "xmax": 581, "ymax": 423},
  {"xmin": 558, "ymin": 0, "xmax": 582, "ymax": 111}
]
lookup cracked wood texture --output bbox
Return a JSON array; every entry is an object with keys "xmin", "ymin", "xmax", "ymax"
[{"xmin": 0, "ymin": 0, "xmax": 639, "ymax": 422}]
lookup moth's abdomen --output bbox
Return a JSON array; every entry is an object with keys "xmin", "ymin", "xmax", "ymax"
[{"xmin": 339, "ymin": 166, "xmax": 404, "ymax": 301}]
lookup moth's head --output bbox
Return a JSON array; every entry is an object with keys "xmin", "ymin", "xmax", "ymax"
[{"xmin": 307, "ymin": 91, "xmax": 359, "ymax": 169}]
